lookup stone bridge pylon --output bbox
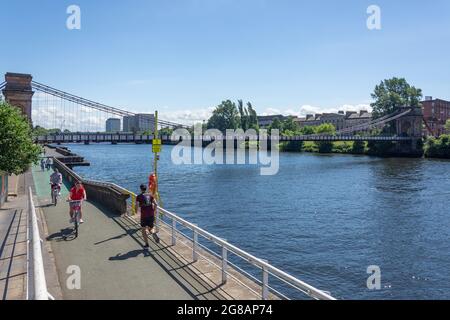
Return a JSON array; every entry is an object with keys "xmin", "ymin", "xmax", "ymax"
[{"xmin": 2, "ymin": 72, "xmax": 34, "ymax": 121}]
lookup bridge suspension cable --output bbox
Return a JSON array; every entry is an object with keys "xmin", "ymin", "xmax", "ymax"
[
  {"xmin": 335, "ymin": 108, "xmax": 412, "ymax": 135},
  {"xmin": 31, "ymin": 81, "xmax": 190, "ymax": 129}
]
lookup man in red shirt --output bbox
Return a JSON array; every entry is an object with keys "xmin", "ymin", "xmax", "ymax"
[
  {"xmin": 136, "ymin": 184, "xmax": 160, "ymax": 248},
  {"xmin": 68, "ymin": 181, "xmax": 87, "ymax": 223}
]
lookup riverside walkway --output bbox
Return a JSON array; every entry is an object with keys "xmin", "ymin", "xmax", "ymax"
[{"xmin": 31, "ymin": 166, "xmax": 226, "ymax": 300}]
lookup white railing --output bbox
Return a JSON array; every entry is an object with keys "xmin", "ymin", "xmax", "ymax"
[
  {"xmin": 154, "ymin": 205, "xmax": 336, "ymax": 300},
  {"xmin": 27, "ymin": 187, "xmax": 53, "ymax": 300}
]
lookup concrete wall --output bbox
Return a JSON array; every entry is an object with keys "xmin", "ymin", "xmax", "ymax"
[
  {"xmin": 0, "ymin": 174, "xmax": 8, "ymax": 207},
  {"xmin": 53, "ymin": 159, "xmax": 130, "ymax": 216}
]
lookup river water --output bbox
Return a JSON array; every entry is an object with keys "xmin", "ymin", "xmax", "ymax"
[{"xmin": 65, "ymin": 143, "xmax": 450, "ymax": 300}]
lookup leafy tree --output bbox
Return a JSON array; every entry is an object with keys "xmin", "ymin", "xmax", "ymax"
[
  {"xmin": 207, "ymin": 100, "xmax": 240, "ymax": 132},
  {"xmin": 0, "ymin": 102, "xmax": 42, "ymax": 175},
  {"xmin": 282, "ymin": 117, "xmax": 300, "ymax": 134},
  {"xmin": 247, "ymin": 102, "xmax": 259, "ymax": 130},
  {"xmin": 300, "ymin": 126, "xmax": 316, "ymax": 135},
  {"xmin": 371, "ymin": 77, "xmax": 422, "ymax": 135},
  {"xmin": 424, "ymin": 135, "xmax": 450, "ymax": 158},
  {"xmin": 314, "ymin": 123, "xmax": 336, "ymax": 153},
  {"xmin": 445, "ymin": 119, "xmax": 450, "ymax": 134},
  {"xmin": 269, "ymin": 118, "xmax": 283, "ymax": 134}
]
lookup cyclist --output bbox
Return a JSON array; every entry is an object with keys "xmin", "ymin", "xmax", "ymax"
[
  {"xmin": 136, "ymin": 184, "xmax": 160, "ymax": 248},
  {"xmin": 68, "ymin": 181, "xmax": 87, "ymax": 224},
  {"xmin": 49, "ymin": 168, "xmax": 62, "ymax": 196}
]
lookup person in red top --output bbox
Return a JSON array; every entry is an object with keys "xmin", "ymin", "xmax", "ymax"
[
  {"xmin": 68, "ymin": 181, "xmax": 87, "ymax": 223},
  {"xmin": 135, "ymin": 184, "xmax": 160, "ymax": 248}
]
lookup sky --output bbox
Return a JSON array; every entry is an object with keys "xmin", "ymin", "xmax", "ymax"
[{"xmin": 1, "ymin": 0, "xmax": 450, "ymax": 125}]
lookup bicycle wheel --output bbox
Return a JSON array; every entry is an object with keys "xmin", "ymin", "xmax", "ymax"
[{"xmin": 74, "ymin": 212, "xmax": 79, "ymax": 238}]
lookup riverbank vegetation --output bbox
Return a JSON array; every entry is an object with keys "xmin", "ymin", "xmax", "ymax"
[
  {"xmin": 0, "ymin": 101, "xmax": 42, "ymax": 174},
  {"xmin": 424, "ymin": 135, "xmax": 450, "ymax": 159}
]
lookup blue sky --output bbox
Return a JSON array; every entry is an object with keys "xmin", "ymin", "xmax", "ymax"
[{"xmin": 1, "ymin": 0, "xmax": 450, "ymax": 123}]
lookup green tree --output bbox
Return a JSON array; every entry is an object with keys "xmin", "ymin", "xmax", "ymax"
[
  {"xmin": 282, "ymin": 117, "xmax": 300, "ymax": 134},
  {"xmin": 269, "ymin": 118, "xmax": 283, "ymax": 134},
  {"xmin": 0, "ymin": 102, "xmax": 42, "ymax": 175},
  {"xmin": 207, "ymin": 100, "xmax": 240, "ymax": 132},
  {"xmin": 314, "ymin": 123, "xmax": 336, "ymax": 153},
  {"xmin": 300, "ymin": 126, "xmax": 316, "ymax": 135},
  {"xmin": 445, "ymin": 119, "xmax": 450, "ymax": 134},
  {"xmin": 371, "ymin": 77, "xmax": 422, "ymax": 135},
  {"xmin": 247, "ymin": 102, "xmax": 259, "ymax": 130}
]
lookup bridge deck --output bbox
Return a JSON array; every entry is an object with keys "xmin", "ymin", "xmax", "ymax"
[{"xmin": 32, "ymin": 166, "xmax": 225, "ymax": 300}]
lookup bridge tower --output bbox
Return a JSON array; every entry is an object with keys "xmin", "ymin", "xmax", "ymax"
[
  {"xmin": 396, "ymin": 106, "xmax": 423, "ymax": 138},
  {"xmin": 2, "ymin": 72, "xmax": 34, "ymax": 122},
  {"xmin": 395, "ymin": 106, "xmax": 424, "ymax": 155}
]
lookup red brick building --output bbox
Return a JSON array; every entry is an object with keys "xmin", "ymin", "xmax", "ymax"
[{"xmin": 422, "ymin": 97, "xmax": 450, "ymax": 136}]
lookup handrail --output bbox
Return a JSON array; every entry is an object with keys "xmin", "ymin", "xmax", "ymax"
[
  {"xmin": 156, "ymin": 206, "xmax": 336, "ymax": 300},
  {"xmin": 51, "ymin": 158, "xmax": 334, "ymax": 300},
  {"xmin": 27, "ymin": 187, "xmax": 51, "ymax": 300}
]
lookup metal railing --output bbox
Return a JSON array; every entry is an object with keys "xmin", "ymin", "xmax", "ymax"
[
  {"xmin": 27, "ymin": 187, "xmax": 53, "ymax": 300},
  {"xmin": 125, "ymin": 187, "xmax": 335, "ymax": 300}
]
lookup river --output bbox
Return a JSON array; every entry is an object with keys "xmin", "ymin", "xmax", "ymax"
[{"xmin": 64, "ymin": 143, "xmax": 450, "ymax": 300}]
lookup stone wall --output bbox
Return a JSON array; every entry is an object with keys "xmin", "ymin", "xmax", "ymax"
[
  {"xmin": 53, "ymin": 158, "xmax": 130, "ymax": 216},
  {"xmin": 0, "ymin": 173, "xmax": 8, "ymax": 208}
]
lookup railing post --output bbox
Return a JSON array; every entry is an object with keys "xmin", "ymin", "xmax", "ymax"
[
  {"xmin": 262, "ymin": 260, "xmax": 269, "ymax": 300},
  {"xmin": 193, "ymin": 226, "xmax": 198, "ymax": 262},
  {"xmin": 172, "ymin": 218, "xmax": 176, "ymax": 246},
  {"xmin": 221, "ymin": 245, "xmax": 227, "ymax": 284}
]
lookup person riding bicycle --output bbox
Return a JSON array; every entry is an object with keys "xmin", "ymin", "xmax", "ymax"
[
  {"xmin": 50, "ymin": 168, "xmax": 63, "ymax": 196},
  {"xmin": 136, "ymin": 184, "xmax": 160, "ymax": 248},
  {"xmin": 68, "ymin": 181, "xmax": 87, "ymax": 224}
]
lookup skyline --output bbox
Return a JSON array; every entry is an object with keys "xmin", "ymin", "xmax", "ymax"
[{"xmin": 1, "ymin": 0, "xmax": 450, "ymax": 124}]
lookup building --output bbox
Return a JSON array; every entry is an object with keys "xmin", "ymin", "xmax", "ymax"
[
  {"xmin": 105, "ymin": 118, "xmax": 121, "ymax": 132},
  {"xmin": 122, "ymin": 114, "xmax": 155, "ymax": 133},
  {"xmin": 422, "ymin": 97, "xmax": 450, "ymax": 136},
  {"xmin": 135, "ymin": 114, "xmax": 155, "ymax": 133},
  {"xmin": 257, "ymin": 115, "xmax": 287, "ymax": 127},
  {"xmin": 343, "ymin": 110, "xmax": 372, "ymax": 129},
  {"xmin": 122, "ymin": 116, "xmax": 135, "ymax": 132},
  {"xmin": 297, "ymin": 110, "xmax": 371, "ymax": 131}
]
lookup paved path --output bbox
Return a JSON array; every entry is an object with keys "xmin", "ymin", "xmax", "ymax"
[
  {"xmin": 32, "ymin": 166, "xmax": 223, "ymax": 300},
  {"xmin": 0, "ymin": 175, "xmax": 27, "ymax": 300}
]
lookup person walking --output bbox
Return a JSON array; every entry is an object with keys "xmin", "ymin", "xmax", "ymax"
[
  {"xmin": 135, "ymin": 184, "xmax": 160, "ymax": 248},
  {"xmin": 40, "ymin": 158, "xmax": 46, "ymax": 171},
  {"xmin": 46, "ymin": 158, "xmax": 52, "ymax": 171}
]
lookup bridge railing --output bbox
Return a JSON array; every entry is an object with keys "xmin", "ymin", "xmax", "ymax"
[
  {"xmin": 27, "ymin": 187, "xmax": 53, "ymax": 300},
  {"xmin": 124, "ymin": 189, "xmax": 335, "ymax": 300}
]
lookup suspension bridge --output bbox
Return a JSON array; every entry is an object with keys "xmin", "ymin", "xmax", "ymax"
[{"xmin": 1, "ymin": 72, "xmax": 424, "ymax": 147}]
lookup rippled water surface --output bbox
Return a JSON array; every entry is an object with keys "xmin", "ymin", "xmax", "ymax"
[{"xmin": 65, "ymin": 143, "xmax": 450, "ymax": 299}]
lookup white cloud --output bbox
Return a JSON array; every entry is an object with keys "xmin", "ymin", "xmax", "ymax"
[{"xmin": 159, "ymin": 107, "xmax": 215, "ymax": 125}]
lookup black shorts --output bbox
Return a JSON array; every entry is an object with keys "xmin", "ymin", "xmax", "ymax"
[{"xmin": 141, "ymin": 216, "xmax": 154, "ymax": 228}]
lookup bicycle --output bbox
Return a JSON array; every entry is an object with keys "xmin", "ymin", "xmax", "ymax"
[{"xmin": 68, "ymin": 200, "xmax": 83, "ymax": 238}]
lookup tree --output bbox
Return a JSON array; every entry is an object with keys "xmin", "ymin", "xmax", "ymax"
[
  {"xmin": 371, "ymin": 77, "xmax": 422, "ymax": 135},
  {"xmin": 207, "ymin": 100, "xmax": 240, "ymax": 132},
  {"xmin": 269, "ymin": 118, "xmax": 283, "ymax": 134},
  {"xmin": 0, "ymin": 102, "xmax": 42, "ymax": 175},
  {"xmin": 445, "ymin": 119, "xmax": 450, "ymax": 134},
  {"xmin": 247, "ymin": 103, "xmax": 259, "ymax": 130},
  {"xmin": 282, "ymin": 117, "xmax": 300, "ymax": 134},
  {"xmin": 314, "ymin": 123, "xmax": 336, "ymax": 153}
]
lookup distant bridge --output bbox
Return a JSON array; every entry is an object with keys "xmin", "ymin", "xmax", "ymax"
[{"xmin": 36, "ymin": 133, "xmax": 414, "ymax": 144}]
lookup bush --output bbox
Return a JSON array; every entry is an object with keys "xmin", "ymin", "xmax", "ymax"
[{"xmin": 424, "ymin": 135, "xmax": 450, "ymax": 158}]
